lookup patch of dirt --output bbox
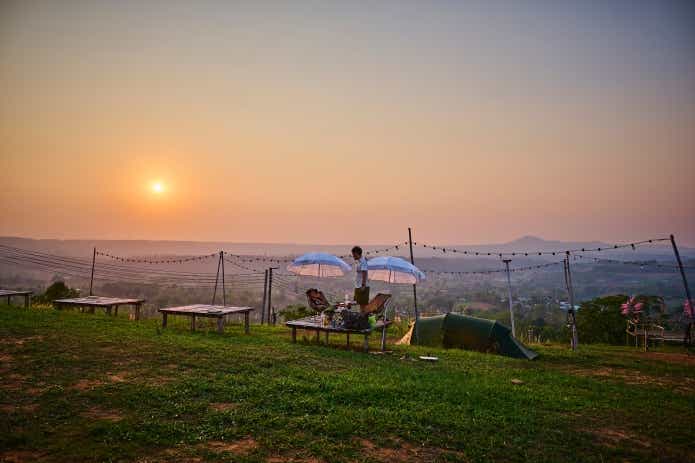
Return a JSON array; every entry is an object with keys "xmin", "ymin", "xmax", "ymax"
[
  {"xmin": 568, "ymin": 366, "xmax": 695, "ymax": 394},
  {"xmin": 0, "ymin": 403, "xmax": 39, "ymax": 414},
  {"xmin": 106, "ymin": 371, "xmax": 129, "ymax": 383},
  {"xmin": 590, "ymin": 427, "xmax": 652, "ymax": 449},
  {"xmin": 266, "ymin": 457, "xmax": 321, "ymax": 463},
  {"xmin": 81, "ymin": 406, "xmax": 123, "ymax": 422},
  {"xmin": 0, "ymin": 353, "xmax": 13, "ymax": 362},
  {"xmin": 209, "ymin": 402, "xmax": 239, "ymax": 412},
  {"xmin": 202, "ymin": 437, "xmax": 258, "ymax": 455},
  {"xmin": 640, "ymin": 352, "xmax": 695, "ymax": 366},
  {"xmin": 0, "ymin": 336, "xmax": 44, "ymax": 346},
  {"xmin": 356, "ymin": 438, "xmax": 466, "ymax": 462},
  {"xmin": 0, "ymin": 450, "xmax": 46, "ymax": 462},
  {"xmin": 72, "ymin": 379, "xmax": 105, "ymax": 391}
]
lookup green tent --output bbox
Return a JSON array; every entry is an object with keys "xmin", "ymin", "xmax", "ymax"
[{"xmin": 404, "ymin": 313, "xmax": 538, "ymax": 360}]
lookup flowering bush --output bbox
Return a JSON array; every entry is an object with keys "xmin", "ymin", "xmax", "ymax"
[{"xmin": 620, "ymin": 295, "xmax": 664, "ymax": 320}]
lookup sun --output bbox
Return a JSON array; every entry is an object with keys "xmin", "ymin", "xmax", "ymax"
[{"xmin": 151, "ymin": 181, "xmax": 165, "ymax": 194}]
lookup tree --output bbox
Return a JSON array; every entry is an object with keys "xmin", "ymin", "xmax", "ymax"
[
  {"xmin": 576, "ymin": 294, "xmax": 630, "ymax": 344},
  {"xmin": 34, "ymin": 281, "xmax": 79, "ymax": 304}
]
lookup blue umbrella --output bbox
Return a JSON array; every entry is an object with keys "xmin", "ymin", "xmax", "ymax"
[
  {"xmin": 287, "ymin": 252, "xmax": 351, "ymax": 278},
  {"xmin": 367, "ymin": 256, "xmax": 426, "ymax": 284}
]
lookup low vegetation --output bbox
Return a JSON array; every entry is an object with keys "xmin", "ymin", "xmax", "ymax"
[{"xmin": 1, "ymin": 304, "xmax": 694, "ymax": 462}]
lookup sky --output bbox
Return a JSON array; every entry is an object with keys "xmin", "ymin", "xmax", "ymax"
[{"xmin": 1, "ymin": 0, "xmax": 694, "ymax": 246}]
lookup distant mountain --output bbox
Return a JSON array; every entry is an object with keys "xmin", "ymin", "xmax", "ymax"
[{"xmin": 0, "ymin": 235, "xmax": 691, "ymax": 259}]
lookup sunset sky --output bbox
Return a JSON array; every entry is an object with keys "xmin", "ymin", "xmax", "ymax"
[{"xmin": 1, "ymin": 1, "xmax": 694, "ymax": 245}]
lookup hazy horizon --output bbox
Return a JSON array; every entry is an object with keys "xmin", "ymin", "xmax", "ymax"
[{"xmin": 2, "ymin": 1, "xmax": 694, "ymax": 246}]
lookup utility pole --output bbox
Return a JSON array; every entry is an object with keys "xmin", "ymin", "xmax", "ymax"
[
  {"xmin": 564, "ymin": 253, "xmax": 578, "ymax": 351},
  {"xmin": 268, "ymin": 267, "xmax": 278, "ymax": 325},
  {"xmin": 89, "ymin": 247, "xmax": 96, "ymax": 296},
  {"xmin": 261, "ymin": 269, "xmax": 269, "ymax": 325},
  {"xmin": 502, "ymin": 259, "xmax": 515, "ymax": 337},
  {"xmin": 408, "ymin": 227, "xmax": 420, "ymax": 344},
  {"xmin": 669, "ymin": 234, "xmax": 693, "ymax": 345},
  {"xmin": 220, "ymin": 251, "xmax": 226, "ymax": 306},
  {"xmin": 211, "ymin": 252, "xmax": 222, "ymax": 305}
]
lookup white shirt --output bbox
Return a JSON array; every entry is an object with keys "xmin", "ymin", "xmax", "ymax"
[{"xmin": 354, "ymin": 256, "xmax": 368, "ymax": 288}]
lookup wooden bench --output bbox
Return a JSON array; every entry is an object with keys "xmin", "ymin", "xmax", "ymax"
[
  {"xmin": 626, "ymin": 319, "xmax": 689, "ymax": 350},
  {"xmin": 53, "ymin": 296, "xmax": 145, "ymax": 320},
  {"xmin": 159, "ymin": 304, "xmax": 253, "ymax": 334},
  {"xmin": 286, "ymin": 316, "xmax": 392, "ymax": 352},
  {"xmin": 0, "ymin": 290, "xmax": 32, "ymax": 308}
]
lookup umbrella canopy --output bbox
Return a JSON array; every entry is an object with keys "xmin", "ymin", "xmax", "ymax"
[
  {"xmin": 287, "ymin": 252, "xmax": 351, "ymax": 277},
  {"xmin": 367, "ymin": 256, "xmax": 426, "ymax": 284}
]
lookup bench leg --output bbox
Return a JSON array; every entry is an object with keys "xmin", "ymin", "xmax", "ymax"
[
  {"xmin": 364, "ymin": 334, "xmax": 369, "ymax": 353},
  {"xmin": 25, "ymin": 295, "xmax": 30, "ymax": 308},
  {"xmin": 135, "ymin": 304, "xmax": 141, "ymax": 321},
  {"xmin": 106, "ymin": 306, "xmax": 112, "ymax": 316},
  {"xmin": 162, "ymin": 312, "xmax": 168, "ymax": 328},
  {"xmin": 217, "ymin": 317, "xmax": 224, "ymax": 334},
  {"xmin": 346, "ymin": 333, "xmax": 350, "ymax": 347},
  {"xmin": 291, "ymin": 327, "xmax": 297, "ymax": 343},
  {"xmin": 244, "ymin": 312, "xmax": 250, "ymax": 334},
  {"xmin": 191, "ymin": 315, "xmax": 196, "ymax": 331},
  {"xmin": 6, "ymin": 296, "xmax": 10, "ymax": 305},
  {"xmin": 380, "ymin": 326, "xmax": 387, "ymax": 351},
  {"xmin": 114, "ymin": 305, "xmax": 119, "ymax": 317},
  {"xmin": 316, "ymin": 330, "xmax": 320, "ymax": 343}
]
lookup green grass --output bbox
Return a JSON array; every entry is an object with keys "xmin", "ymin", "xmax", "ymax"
[{"xmin": 1, "ymin": 305, "xmax": 694, "ymax": 462}]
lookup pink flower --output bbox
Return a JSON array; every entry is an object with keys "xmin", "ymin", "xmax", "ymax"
[{"xmin": 685, "ymin": 300, "xmax": 694, "ymax": 318}]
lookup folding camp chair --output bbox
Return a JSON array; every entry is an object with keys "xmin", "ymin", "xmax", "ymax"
[{"xmin": 305, "ymin": 288, "xmax": 330, "ymax": 313}]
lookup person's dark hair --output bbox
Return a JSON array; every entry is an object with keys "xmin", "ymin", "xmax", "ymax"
[{"xmin": 351, "ymin": 246, "xmax": 363, "ymax": 256}]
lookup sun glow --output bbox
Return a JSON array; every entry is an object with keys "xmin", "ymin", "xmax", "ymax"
[{"xmin": 151, "ymin": 181, "xmax": 165, "ymax": 194}]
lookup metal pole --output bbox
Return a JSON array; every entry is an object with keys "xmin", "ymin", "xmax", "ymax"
[
  {"xmin": 211, "ymin": 253, "xmax": 221, "ymax": 305},
  {"xmin": 503, "ymin": 259, "xmax": 515, "ymax": 337},
  {"xmin": 220, "ymin": 251, "xmax": 226, "ymax": 306},
  {"xmin": 261, "ymin": 269, "xmax": 268, "ymax": 325},
  {"xmin": 670, "ymin": 234, "xmax": 693, "ymax": 345},
  {"xmin": 89, "ymin": 247, "xmax": 96, "ymax": 296},
  {"xmin": 408, "ymin": 227, "xmax": 419, "ymax": 344},
  {"xmin": 565, "ymin": 252, "xmax": 578, "ymax": 351}
]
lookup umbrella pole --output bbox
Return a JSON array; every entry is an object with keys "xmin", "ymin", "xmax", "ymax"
[{"xmin": 408, "ymin": 227, "xmax": 420, "ymax": 344}]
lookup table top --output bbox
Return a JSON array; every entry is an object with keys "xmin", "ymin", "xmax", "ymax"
[
  {"xmin": 0, "ymin": 289, "xmax": 33, "ymax": 296},
  {"xmin": 159, "ymin": 304, "xmax": 253, "ymax": 316},
  {"xmin": 286, "ymin": 315, "xmax": 391, "ymax": 334},
  {"xmin": 54, "ymin": 296, "xmax": 145, "ymax": 306}
]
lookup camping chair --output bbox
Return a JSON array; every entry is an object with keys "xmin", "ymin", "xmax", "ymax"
[
  {"xmin": 306, "ymin": 288, "xmax": 330, "ymax": 313},
  {"xmin": 360, "ymin": 293, "xmax": 392, "ymax": 317},
  {"xmin": 364, "ymin": 293, "xmax": 392, "ymax": 351}
]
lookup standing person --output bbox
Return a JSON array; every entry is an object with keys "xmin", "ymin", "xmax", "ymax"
[{"xmin": 351, "ymin": 246, "xmax": 369, "ymax": 310}]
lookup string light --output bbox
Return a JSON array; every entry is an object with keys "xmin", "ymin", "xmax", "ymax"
[{"xmin": 411, "ymin": 238, "xmax": 670, "ymax": 257}]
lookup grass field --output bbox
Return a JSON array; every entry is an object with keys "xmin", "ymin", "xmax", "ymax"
[{"xmin": 1, "ymin": 305, "xmax": 694, "ymax": 463}]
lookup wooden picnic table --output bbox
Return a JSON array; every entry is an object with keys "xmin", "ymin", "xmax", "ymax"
[
  {"xmin": 286, "ymin": 316, "xmax": 393, "ymax": 352},
  {"xmin": 159, "ymin": 304, "xmax": 253, "ymax": 334},
  {"xmin": 0, "ymin": 290, "xmax": 32, "ymax": 308},
  {"xmin": 53, "ymin": 296, "xmax": 145, "ymax": 320}
]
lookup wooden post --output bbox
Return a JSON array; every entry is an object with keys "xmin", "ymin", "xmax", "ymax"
[
  {"xmin": 162, "ymin": 312, "xmax": 168, "ymax": 328},
  {"xmin": 261, "ymin": 269, "xmax": 268, "ymax": 325},
  {"xmin": 503, "ymin": 259, "xmax": 515, "ymax": 337},
  {"xmin": 244, "ymin": 311, "xmax": 250, "ymax": 334},
  {"xmin": 408, "ymin": 227, "xmax": 419, "ymax": 344},
  {"xmin": 220, "ymin": 251, "xmax": 226, "ymax": 306},
  {"xmin": 670, "ymin": 234, "xmax": 693, "ymax": 345},
  {"xmin": 89, "ymin": 247, "xmax": 96, "ymax": 296}
]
